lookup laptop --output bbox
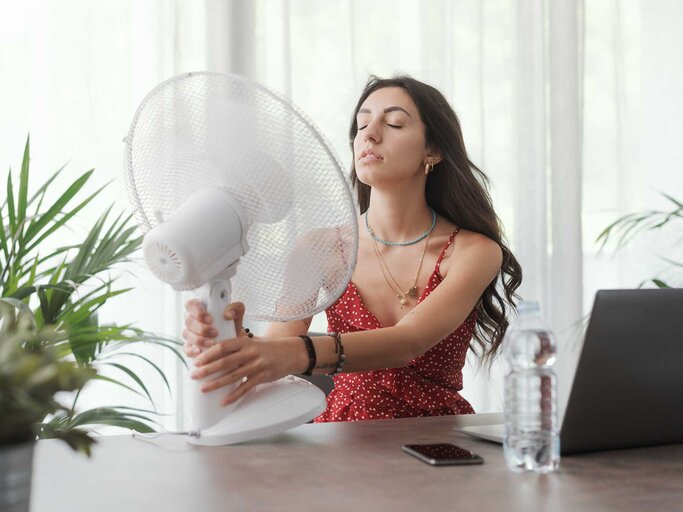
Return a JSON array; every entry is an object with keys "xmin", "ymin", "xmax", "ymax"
[{"xmin": 457, "ymin": 289, "xmax": 683, "ymax": 455}]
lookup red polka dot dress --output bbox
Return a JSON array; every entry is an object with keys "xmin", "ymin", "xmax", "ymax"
[{"xmin": 314, "ymin": 228, "xmax": 477, "ymax": 423}]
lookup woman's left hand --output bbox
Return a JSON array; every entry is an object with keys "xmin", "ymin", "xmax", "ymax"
[{"xmin": 189, "ymin": 304, "xmax": 305, "ymax": 406}]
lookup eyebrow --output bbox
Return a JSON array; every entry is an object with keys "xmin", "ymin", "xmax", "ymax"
[{"xmin": 357, "ymin": 106, "xmax": 412, "ymax": 118}]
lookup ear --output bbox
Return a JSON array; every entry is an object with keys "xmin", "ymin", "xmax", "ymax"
[{"xmin": 424, "ymin": 148, "xmax": 443, "ymax": 166}]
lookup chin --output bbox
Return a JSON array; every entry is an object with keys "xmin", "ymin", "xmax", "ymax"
[{"xmin": 355, "ymin": 166, "xmax": 378, "ymax": 187}]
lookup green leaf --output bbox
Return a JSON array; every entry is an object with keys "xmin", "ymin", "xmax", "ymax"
[
  {"xmin": 8, "ymin": 283, "xmax": 73, "ymax": 301},
  {"xmin": 17, "ymin": 135, "xmax": 30, "ymax": 230},
  {"xmin": 49, "ymin": 406, "xmax": 163, "ymax": 436},
  {"xmin": 28, "ymin": 162, "xmax": 68, "ymax": 211},
  {"xmin": 64, "ymin": 206, "xmax": 108, "ymax": 281},
  {"xmin": 22, "ymin": 171, "xmax": 100, "ymax": 253},
  {"xmin": 6, "ymin": 168, "xmax": 16, "ymax": 235},
  {"xmin": 36, "ymin": 287, "xmax": 50, "ymax": 324},
  {"xmin": 89, "ymin": 374, "xmax": 148, "ymax": 400},
  {"xmin": 101, "ymin": 352, "xmax": 173, "ymax": 396},
  {"xmin": 660, "ymin": 191, "xmax": 683, "ymax": 209},
  {"xmin": 24, "ymin": 182, "xmax": 100, "ymax": 259},
  {"xmin": 65, "ymin": 311, "xmax": 100, "ymax": 364},
  {"xmin": 61, "ymin": 289, "xmax": 131, "ymax": 327},
  {"xmin": 54, "ymin": 430, "xmax": 97, "ymax": 456},
  {"xmin": 652, "ymin": 278, "xmax": 671, "ymax": 289},
  {"xmin": 660, "ymin": 256, "xmax": 683, "ymax": 269},
  {"xmin": 101, "ymin": 362, "xmax": 156, "ymax": 408},
  {"xmin": 0, "ymin": 206, "xmax": 9, "ymax": 267}
]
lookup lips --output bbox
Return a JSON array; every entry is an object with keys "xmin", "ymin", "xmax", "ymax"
[{"xmin": 358, "ymin": 149, "xmax": 383, "ymax": 163}]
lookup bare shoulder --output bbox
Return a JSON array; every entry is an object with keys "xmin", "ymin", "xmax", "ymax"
[{"xmin": 441, "ymin": 228, "xmax": 503, "ymax": 278}]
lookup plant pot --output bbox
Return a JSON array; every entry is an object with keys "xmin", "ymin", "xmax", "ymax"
[{"xmin": 0, "ymin": 440, "xmax": 35, "ymax": 512}]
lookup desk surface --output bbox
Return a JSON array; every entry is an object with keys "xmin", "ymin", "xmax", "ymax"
[{"xmin": 32, "ymin": 413, "xmax": 683, "ymax": 512}]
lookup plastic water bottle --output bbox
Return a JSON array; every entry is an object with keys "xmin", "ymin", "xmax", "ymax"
[{"xmin": 503, "ymin": 300, "xmax": 560, "ymax": 473}]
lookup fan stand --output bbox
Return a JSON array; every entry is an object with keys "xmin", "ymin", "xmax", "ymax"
[{"xmin": 187, "ymin": 267, "xmax": 327, "ymax": 446}]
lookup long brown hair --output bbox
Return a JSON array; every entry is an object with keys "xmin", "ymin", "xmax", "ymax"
[{"xmin": 349, "ymin": 75, "xmax": 522, "ymax": 364}]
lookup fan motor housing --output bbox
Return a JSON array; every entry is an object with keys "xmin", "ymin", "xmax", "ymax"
[{"xmin": 142, "ymin": 188, "xmax": 248, "ymax": 290}]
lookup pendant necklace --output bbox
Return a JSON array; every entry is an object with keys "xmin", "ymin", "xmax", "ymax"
[{"xmin": 372, "ymin": 228, "xmax": 432, "ymax": 307}]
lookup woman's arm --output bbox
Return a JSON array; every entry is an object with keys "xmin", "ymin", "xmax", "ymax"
[
  {"xmin": 190, "ymin": 233, "xmax": 503, "ymax": 405},
  {"xmin": 263, "ymin": 317, "xmax": 312, "ymax": 338},
  {"xmin": 308, "ymin": 232, "xmax": 503, "ymax": 373}
]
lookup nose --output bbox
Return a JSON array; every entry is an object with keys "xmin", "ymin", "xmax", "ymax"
[{"xmin": 362, "ymin": 118, "xmax": 382, "ymax": 144}]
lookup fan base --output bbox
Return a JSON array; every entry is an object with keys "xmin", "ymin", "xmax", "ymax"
[{"xmin": 187, "ymin": 375, "xmax": 327, "ymax": 446}]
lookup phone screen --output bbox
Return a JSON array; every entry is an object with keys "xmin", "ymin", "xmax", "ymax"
[{"xmin": 402, "ymin": 443, "xmax": 484, "ymax": 465}]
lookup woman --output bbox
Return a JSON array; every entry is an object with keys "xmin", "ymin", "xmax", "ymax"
[{"xmin": 183, "ymin": 75, "xmax": 522, "ymax": 421}]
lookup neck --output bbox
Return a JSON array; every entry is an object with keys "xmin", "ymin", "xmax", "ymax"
[{"xmin": 365, "ymin": 188, "xmax": 433, "ymax": 243}]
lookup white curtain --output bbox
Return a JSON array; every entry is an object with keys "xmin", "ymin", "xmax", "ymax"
[{"xmin": 2, "ymin": 1, "xmax": 681, "ymax": 430}]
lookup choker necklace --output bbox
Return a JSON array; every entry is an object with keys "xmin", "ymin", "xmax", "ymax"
[
  {"xmin": 371, "ymin": 228, "xmax": 432, "ymax": 307},
  {"xmin": 365, "ymin": 208, "xmax": 436, "ymax": 247}
]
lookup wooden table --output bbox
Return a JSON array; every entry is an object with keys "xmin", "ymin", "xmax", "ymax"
[{"xmin": 31, "ymin": 413, "xmax": 683, "ymax": 511}]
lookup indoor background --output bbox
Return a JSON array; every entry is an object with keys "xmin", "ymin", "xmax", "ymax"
[{"xmin": 1, "ymin": 0, "xmax": 681, "ymax": 432}]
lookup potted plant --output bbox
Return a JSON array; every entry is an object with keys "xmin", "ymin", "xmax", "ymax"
[
  {"xmin": 0, "ymin": 298, "xmax": 96, "ymax": 511},
  {"xmin": 0, "ymin": 139, "xmax": 185, "ymax": 442}
]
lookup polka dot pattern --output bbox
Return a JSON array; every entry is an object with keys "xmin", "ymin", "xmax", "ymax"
[{"xmin": 314, "ymin": 228, "xmax": 477, "ymax": 423}]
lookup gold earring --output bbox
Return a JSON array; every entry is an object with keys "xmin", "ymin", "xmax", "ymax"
[{"xmin": 424, "ymin": 162, "xmax": 433, "ymax": 175}]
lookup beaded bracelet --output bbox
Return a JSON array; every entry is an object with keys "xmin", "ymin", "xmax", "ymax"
[
  {"xmin": 298, "ymin": 335, "xmax": 316, "ymax": 376},
  {"xmin": 326, "ymin": 332, "xmax": 346, "ymax": 377}
]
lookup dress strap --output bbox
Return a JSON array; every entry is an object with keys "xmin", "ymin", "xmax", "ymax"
[{"xmin": 435, "ymin": 227, "xmax": 460, "ymax": 274}]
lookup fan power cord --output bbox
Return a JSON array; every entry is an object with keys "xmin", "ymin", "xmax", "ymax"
[{"xmin": 131, "ymin": 429, "xmax": 201, "ymax": 439}]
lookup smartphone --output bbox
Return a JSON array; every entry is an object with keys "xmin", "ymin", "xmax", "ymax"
[{"xmin": 402, "ymin": 443, "xmax": 484, "ymax": 466}]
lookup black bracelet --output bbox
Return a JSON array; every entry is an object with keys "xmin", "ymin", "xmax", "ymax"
[{"xmin": 298, "ymin": 335, "xmax": 316, "ymax": 376}]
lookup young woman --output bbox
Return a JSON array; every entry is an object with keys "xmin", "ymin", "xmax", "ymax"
[{"xmin": 183, "ymin": 75, "xmax": 522, "ymax": 421}]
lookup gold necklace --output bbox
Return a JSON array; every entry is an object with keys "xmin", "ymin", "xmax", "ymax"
[{"xmin": 371, "ymin": 229, "xmax": 432, "ymax": 306}]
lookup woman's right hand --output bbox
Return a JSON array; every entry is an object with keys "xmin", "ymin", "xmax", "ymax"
[{"xmin": 182, "ymin": 299, "xmax": 219, "ymax": 358}]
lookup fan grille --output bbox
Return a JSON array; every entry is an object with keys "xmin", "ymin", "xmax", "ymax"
[{"xmin": 124, "ymin": 72, "xmax": 357, "ymax": 321}]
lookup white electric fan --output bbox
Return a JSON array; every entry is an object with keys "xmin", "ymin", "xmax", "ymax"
[{"xmin": 122, "ymin": 72, "xmax": 357, "ymax": 445}]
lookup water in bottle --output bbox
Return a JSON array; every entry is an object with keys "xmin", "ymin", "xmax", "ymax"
[{"xmin": 503, "ymin": 300, "xmax": 560, "ymax": 473}]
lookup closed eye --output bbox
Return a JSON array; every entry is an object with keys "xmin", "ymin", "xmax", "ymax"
[{"xmin": 357, "ymin": 124, "xmax": 402, "ymax": 131}]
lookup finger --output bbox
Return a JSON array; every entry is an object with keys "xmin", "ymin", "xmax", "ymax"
[
  {"xmin": 194, "ymin": 337, "xmax": 247, "ymax": 367},
  {"xmin": 183, "ymin": 329, "xmax": 216, "ymax": 355},
  {"xmin": 191, "ymin": 344, "xmax": 254, "ymax": 380},
  {"xmin": 223, "ymin": 302, "xmax": 246, "ymax": 335},
  {"xmin": 182, "ymin": 328, "xmax": 215, "ymax": 349},
  {"xmin": 199, "ymin": 359, "xmax": 262, "ymax": 393},
  {"xmin": 185, "ymin": 299, "xmax": 213, "ymax": 324},
  {"xmin": 183, "ymin": 343, "xmax": 201, "ymax": 358},
  {"xmin": 221, "ymin": 372, "xmax": 265, "ymax": 406},
  {"xmin": 185, "ymin": 315, "xmax": 219, "ymax": 339}
]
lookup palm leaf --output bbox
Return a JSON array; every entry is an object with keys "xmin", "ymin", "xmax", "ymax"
[
  {"xmin": 100, "ymin": 351, "xmax": 173, "ymax": 396},
  {"xmin": 62, "ymin": 406, "xmax": 161, "ymax": 429},
  {"xmin": 6, "ymin": 168, "xmax": 16, "ymax": 235},
  {"xmin": 65, "ymin": 208, "xmax": 108, "ymax": 280},
  {"xmin": 28, "ymin": 162, "xmax": 68, "ymax": 212},
  {"xmin": 22, "ymin": 173, "xmax": 102, "ymax": 254},
  {"xmin": 8, "ymin": 282, "xmax": 74, "ymax": 301},
  {"xmin": 17, "ymin": 135, "xmax": 30, "ymax": 231},
  {"xmin": 88, "ymin": 374, "xmax": 148, "ymax": 401},
  {"xmin": 99, "ymin": 362, "xmax": 155, "ymax": 408},
  {"xmin": 35, "ymin": 424, "xmax": 96, "ymax": 456},
  {"xmin": 0, "ymin": 199, "xmax": 9, "ymax": 264},
  {"xmin": 59, "ymin": 288, "xmax": 131, "ymax": 326},
  {"xmin": 661, "ymin": 192, "xmax": 683, "ymax": 209}
]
